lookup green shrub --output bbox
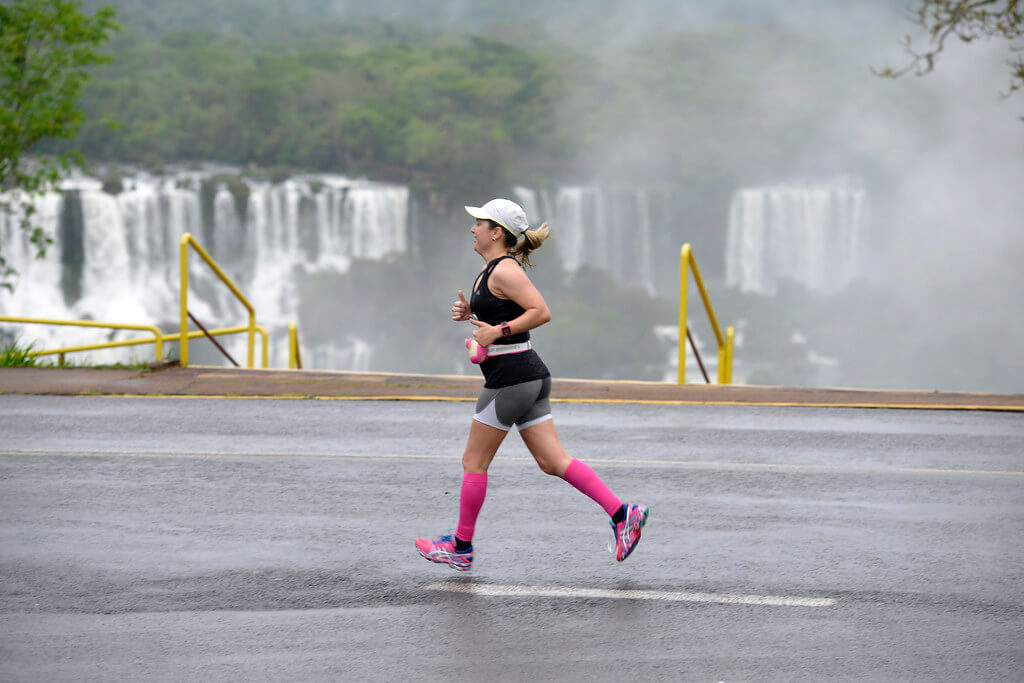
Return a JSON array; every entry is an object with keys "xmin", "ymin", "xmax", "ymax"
[{"xmin": 0, "ymin": 341, "xmax": 40, "ymax": 367}]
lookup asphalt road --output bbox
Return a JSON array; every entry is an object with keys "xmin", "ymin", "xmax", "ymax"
[{"xmin": 1, "ymin": 396, "xmax": 1022, "ymax": 681}]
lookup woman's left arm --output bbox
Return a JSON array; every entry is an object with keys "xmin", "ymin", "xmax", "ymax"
[{"xmin": 469, "ymin": 261, "xmax": 551, "ymax": 346}]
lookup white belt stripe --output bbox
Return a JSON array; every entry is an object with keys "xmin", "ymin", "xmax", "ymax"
[{"xmin": 485, "ymin": 340, "xmax": 532, "ymax": 356}]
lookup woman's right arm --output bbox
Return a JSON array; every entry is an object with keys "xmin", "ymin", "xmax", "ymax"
[{"xmin": 452, "ymin": 290, "xmax": 472, "ymax": 321}]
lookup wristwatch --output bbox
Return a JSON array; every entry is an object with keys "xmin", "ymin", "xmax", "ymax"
[{"xmin": 500, "ymin": 322, "xmax": 512, "ymax": 337}]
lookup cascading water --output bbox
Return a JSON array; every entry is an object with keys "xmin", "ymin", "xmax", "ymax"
[
  {"xmin": 4, "ymin": 173, "xmax": 673, "ymax": 373},
  {"xmin": 0, "ymin": 169, "xmax": 410, "ymax": 368},
  {"xmin": 0, "ymin": 192, "xmax": 67, "ymax": 354},
  {"xmin": 514, "ymin": 186, "xmax": 659, "ymax": 296},
  {"xmin": 724, "ymin": 178, "xmax": 867, "ymax": 295}
]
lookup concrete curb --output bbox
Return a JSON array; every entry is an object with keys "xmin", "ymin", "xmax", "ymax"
[{"xmin": 2, "ymin": 366, "xmax": 1022, "ymax": 411}]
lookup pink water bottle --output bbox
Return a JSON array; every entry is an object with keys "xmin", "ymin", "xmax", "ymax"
[{"xmin": 466, "ymin": 338, "xmax": 489, "ymax": 364}]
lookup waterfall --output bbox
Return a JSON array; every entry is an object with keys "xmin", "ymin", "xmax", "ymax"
[
  {"xmin": 1, "ymin": 170, "xmax": 411, "ymax": 368},
  {"xmin": 213, "ymin": 185, "xmax": 244, "ymax": 263},
  {"xmin": 310, "ymin": 335, "xmax": 374, "ymax": 372},
  {"xmin": 5, "ymin": 173, "xmax": 674, "ymax": 371},
  {"xmin": 0, "ymin": 191, "xmax": 68, "ymax": 354},
  {"xmin": 513, "ymin": 186, "xmax": 658, "ymax": 295},
  {"xmin": 724, "ymin": 178, "xmax": 867, "ymax": 295}
]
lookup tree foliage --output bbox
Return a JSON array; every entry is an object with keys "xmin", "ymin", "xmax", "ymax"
[
  {"xmin": 877, "ymin": 0, "xmax": 1023, "ymax": 110},
  {"xmin": 64, "ymin": 28, "xmax": 564, "ymax": 196},
  {"xmin": 0, "ymin": 0, "xmax": 118, "ymax": 290},
  {"xmin": 41, "ymin": 20, "xmax": 860, "ymax": 219}
]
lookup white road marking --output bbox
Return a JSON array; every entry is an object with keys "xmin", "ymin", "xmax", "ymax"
[
  {"xmin": 90, "ymin": 392, "xmax": 1024, "ymax": 411},
  {"xmin": 426, "ymin": 581, "xmax": 836, "ymax": 608},
  {"xmin": 2, "ymin": 448, "xmax": 1022, "ymax": 477}
]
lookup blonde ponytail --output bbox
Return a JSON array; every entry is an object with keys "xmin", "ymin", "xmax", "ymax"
[{"xmin": 511, "ymin": 222, "xmax": 550, "ymax": 268}]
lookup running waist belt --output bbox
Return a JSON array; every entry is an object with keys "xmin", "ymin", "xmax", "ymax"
[{"xmin": 465, "ymin": 339, "xmax": 532, "ymax": 364}]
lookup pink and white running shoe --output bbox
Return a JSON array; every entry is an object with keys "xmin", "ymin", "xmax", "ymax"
[
  {"xmin": 415, "ymin": 533, "xmax": 473, "ymax": 571},
  {"xmin": 610, "ymin": 503, "xmax": 649, "ymax": 561}
]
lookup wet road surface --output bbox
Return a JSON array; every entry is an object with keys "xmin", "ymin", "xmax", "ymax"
[{"xmin": 1, "ymin": 396, "xmax": 1022, "ymax": 681}]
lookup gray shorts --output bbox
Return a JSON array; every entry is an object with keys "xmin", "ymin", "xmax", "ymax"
[{"xmin": 473, "ymin": 377, "xmax": 552, "ymax": 432}]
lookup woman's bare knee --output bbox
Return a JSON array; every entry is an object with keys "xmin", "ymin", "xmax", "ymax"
[
  {"xmin": 462, "ymin": 419, "xmax": 507, "ymax": 473},
  {"xmin": 462, "ymin": 452, "xmax": 490, "ymax": 473},
  {"xmin": 535, "ymin": 457, "xmax": 562, "ymax": 476},
  {"xmin": 520, "ymin": 421, "xmax": 572, "ymax": 477}
]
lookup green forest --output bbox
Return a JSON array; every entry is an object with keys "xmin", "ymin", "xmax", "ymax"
[{"xmin": 60, "ymin": 3, "xmax": 897, "ymax": 199}]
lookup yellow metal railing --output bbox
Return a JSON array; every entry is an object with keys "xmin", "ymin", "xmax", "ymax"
[
  {"xmin": 3, "ymin": 234, "xmax": 300, "ymax": 369},
  {"xmin": 0, "ymin": 316, "xmax": 164, "ymax": 363},
  {"xmin": 180, "ymin": 232, "xmax": 257, "ymax": 368},
  {"xmin": 171, "ymin": 324, "xmax": 269, "ymax": 368},
  {"xmin": 288, "ymin": 322, "xmax": 302, "ymax": 369},
  {"xmin": 0, "ymin": 316, "xmax": 269, "ymax": 367},
  {"xmin": 677, "ymin": 244, "xmax": 735, "ymax": 384}
]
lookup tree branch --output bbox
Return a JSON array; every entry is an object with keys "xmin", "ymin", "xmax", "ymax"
[{"xmin": 875, "ymin": 0, "xmax": 1023, "ymax": 113}]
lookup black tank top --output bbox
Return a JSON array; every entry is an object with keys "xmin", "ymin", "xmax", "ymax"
[{"xmin": 470, "ymin": 255, "xmax": 550, "ymax": 388}]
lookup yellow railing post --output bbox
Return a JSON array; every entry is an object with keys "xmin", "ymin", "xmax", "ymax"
[
  {"xmin": 180, "ymin": 233, "xmax": 257, "ymax": 368},
  {"xmin": 725, "ymin": 326, "xmax": 735, "ymax": 384},
  {"xmin": 258, "ymin": 325, "xmax": 269, "ymax": 369},
  {"xmin": 179, "ymin": 236, "xmax": 189, "ymax": 367},
  {"xmin": 288, "ymin": 322, "xmax": 302, "ymax": 369},
  {"xmin": 677, "ymin": 243, "xmax": 735, "ymax": 385},
  {"xmin": 677, "ymin": 245, "xmax": 690, "ymax": 384}
]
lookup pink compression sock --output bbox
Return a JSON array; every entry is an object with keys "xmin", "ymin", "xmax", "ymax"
[
  {"xmin": 563, "ymin": 459, "xmax": 623, "ymax": 517},
  {"xmin": 455, "ymin": 472, "xmax": 488, "ymax": 543}
]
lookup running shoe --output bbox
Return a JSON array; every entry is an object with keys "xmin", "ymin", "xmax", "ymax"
[
  {"xmin": 610, "ymin": 503, "xmax": 649, "ymax": 562},
  {"xmin": 415, "ymin": 533, "xmax": 473, "ymax": 571}
]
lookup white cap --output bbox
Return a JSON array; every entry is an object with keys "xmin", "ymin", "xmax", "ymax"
[{"xmin": 465, "ymin": 198, "xmax": 529, "ymax": 236}]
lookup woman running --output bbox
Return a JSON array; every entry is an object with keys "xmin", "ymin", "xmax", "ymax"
[{"xmin": 415, "ymin": 198, "xmax": 649, "ymax": 571}]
